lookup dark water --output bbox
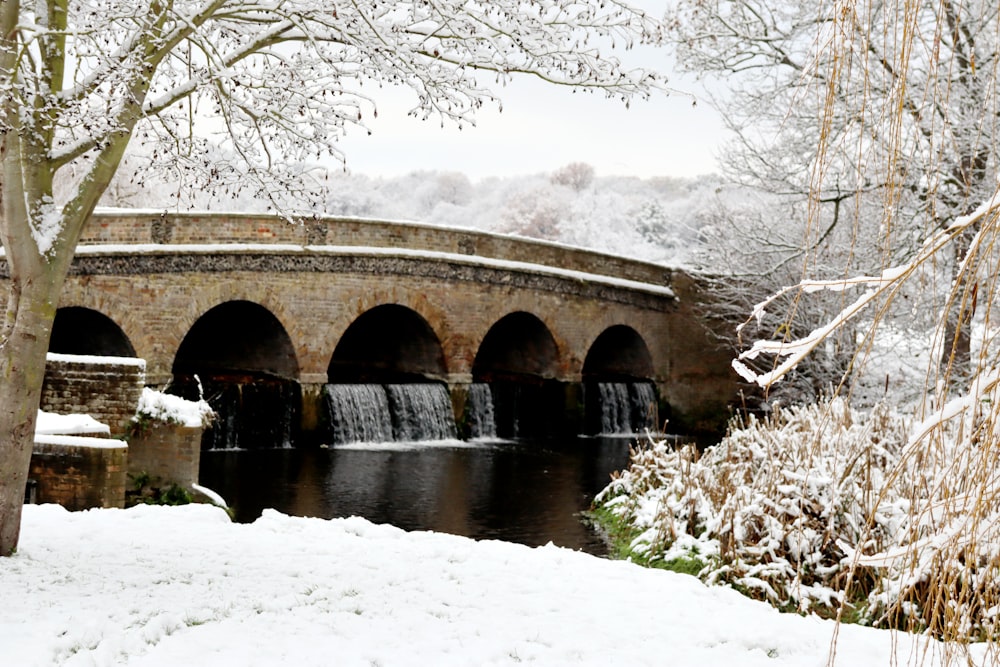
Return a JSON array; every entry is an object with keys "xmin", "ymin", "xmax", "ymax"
[{"xmin": 198, "ymin": 436, "xmax": 636, "ymax": 555}]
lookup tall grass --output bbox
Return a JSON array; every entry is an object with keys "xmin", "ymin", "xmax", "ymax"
[
  {"xmin": 598, "ymin": 397, "xmax": 1000, "ymax": 658},
  {"xmin": 696, "ymin": 0, "xmax": 1000, "ymax": 661}
]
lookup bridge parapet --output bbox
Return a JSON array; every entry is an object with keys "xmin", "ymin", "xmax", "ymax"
[{"xmin": 84, "ymin": 210, "xmax": 674, "ymax": 287}]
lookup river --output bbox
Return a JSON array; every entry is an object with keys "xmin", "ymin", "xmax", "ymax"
[{"xmin": 198, "ymin": 435, "xmax": 637, "ymax": 556}]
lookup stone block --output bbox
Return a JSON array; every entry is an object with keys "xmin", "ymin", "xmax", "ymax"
[
  {"xmin": 126, "ymin": 421, "xmax": 203, "ymax": 489},
  {"xmin": 40, "ymin": 353, "xmax": 146, "ymax": 438},
  {"xmin": 29, "ymin": 435, "xmax": 128, "ymax": 510}
]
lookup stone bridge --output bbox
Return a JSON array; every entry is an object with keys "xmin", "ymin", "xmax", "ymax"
[{"xmin": 13, "ymin": 211, "xmax": 737, "ymax": 440}]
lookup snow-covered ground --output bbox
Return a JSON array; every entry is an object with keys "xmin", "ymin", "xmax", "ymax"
[{"xmin": 1, "ymin": 504, "xmax": 986, "ymax": 666}]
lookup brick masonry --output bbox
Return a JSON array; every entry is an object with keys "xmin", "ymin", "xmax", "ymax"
[
  {"xmin": 78, "ymin": 211, "xmax": 676, "ymax": 286},
  {"xmin": 30, "ymin": 436, "xmax": 127, "ymax": 510},
  {"xmin": 40, "ymin": 354, "xmax": 147, "ymax": 438},
  {"xmin": 126, "ymin": 422, "xmax": 202, "ymax": 489},
  {"xmin": 33, "ymin": 355, "xmax": 206, "ymax": 508}
]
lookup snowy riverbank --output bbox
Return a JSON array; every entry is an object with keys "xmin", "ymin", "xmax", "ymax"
[{"xmin": 0, "ymin": 504, "xmax": 986, "ymax": 666}]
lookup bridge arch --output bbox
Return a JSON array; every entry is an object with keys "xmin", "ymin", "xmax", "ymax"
[
  {"xmin": 171, "ymin": 300, "xmax": 301, "ymax": 449},
  {"xmin": 49, "ymin": 306, "xmax": 136, "ymax": 357},
  {"xmin": 173, "ymin": 300, "xmax": 299, "ymax": 380},
  {"xmin": 582, "ymin": 325, "xmax": 654, "ymax": 381},
  {"xmin": 582, "ymin": 325, "xmax": 660, "ymax": 435},
  {"xmin": 472, "ymin": 312, "xmax": 567, "ymax": 438},
  {"xmin": 328, "ymin": 304, "xmax": 448, "ymax": 383},
  {"xmin": 472, "ymin": 311, "xmax": 560, "ymax": 382}
]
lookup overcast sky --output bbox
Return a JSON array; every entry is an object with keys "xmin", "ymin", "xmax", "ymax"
[{"xmin": 334, "ymin": 19, "xmax": 728, "ymax": 183}]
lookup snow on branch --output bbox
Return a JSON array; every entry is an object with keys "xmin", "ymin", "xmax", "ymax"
[
  {"xmin": 734, "ymin": 186, "xmax": 1000, "ymax": 389},
  {"xmin": 29, "ymin": 0, "xmax": 669, "ymax": 166}
]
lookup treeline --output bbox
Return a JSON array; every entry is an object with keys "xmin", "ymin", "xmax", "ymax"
[{"xmin": 100, "ymin": 159, "xmax": 725, "ymax": 266}]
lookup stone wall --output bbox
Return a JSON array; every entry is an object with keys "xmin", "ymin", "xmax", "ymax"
[
  {"xmin": 50, "ymin": 260, "xmax": 735, "ymax": 434},
  {"xmin": 126, "ymin": 422, "xmax": 202, "ymax": 489},
  {"xmin": 40, "ymin": 353, "xmax": 146, "ymax": 438},
  {"xmin": 29, "ymin": 436, "xmax": 127, "ymax": 510}
]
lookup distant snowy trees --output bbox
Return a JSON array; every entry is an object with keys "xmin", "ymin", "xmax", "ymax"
[
  {"xmin": 101, "ymin": 160, "xmax": 719, "ymax": 265},
  {"xmin": 550, "ymin": 162, "xmax": 595, "ymax": 192},
  {"xmin": 0, "ymin": 0, "xmax": 670, "ymax": 557}
]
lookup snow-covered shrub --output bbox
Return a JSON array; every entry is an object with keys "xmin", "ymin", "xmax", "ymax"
[
  {"xmin": 133, "ymin": 387, "xmax": 215, "ymax": 429},
  {"xmin": 597, "ymin": 396, "xmax": 1000, "ymax": 638}
]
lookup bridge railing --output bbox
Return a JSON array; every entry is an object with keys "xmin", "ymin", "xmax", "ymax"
[{"xmin": 84, "ymin": 210, "xmax": 675, "ymax": 287}]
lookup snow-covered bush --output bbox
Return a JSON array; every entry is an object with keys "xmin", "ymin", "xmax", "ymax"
[
  {"xmin": 597, "ymin": 396, "xmax": 1000, "ymax": 639},
  {"xmin": 134, "ymin": 388, "xmax": 215, "ymax": 429}
]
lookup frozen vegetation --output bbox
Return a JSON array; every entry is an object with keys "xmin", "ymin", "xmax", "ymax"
[
  {"xmin": 135, "ymin": 387, "xmax": 215, "ymax": 429},
  {"xmin": 595, "ymin": 396, "xmax": 1000, "ymax": 652}
]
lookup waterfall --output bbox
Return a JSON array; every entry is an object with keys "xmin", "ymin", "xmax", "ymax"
[
  {"xmin": 169, "ymin": 376, "xmax": 301, "ymax": 450},
  {"xmin": 597, "ymin": 382, "xmax": 630, "ymax": 434},
  {"xmin": 595, "ymin": 381, "xmax": 657, "ymax": 435},
  {"xmin": 385, "ymin": 384, "xmax": 457, "ymax": 441},
  {"xmin": 629, "ymin": 382, "xmax": 657, "ymax": 432},
  {"xmin": 464, "ymin": 383, "xmax": 497, "ymax": 439},
  {"xmin": 324, "ymin": 384, "xmax": 393, "ymax": 444},
  {"xmin": 324, "ymin": 383, "xmax": 457, "ymax": 444}
]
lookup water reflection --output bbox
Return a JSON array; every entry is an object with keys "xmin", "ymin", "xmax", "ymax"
[{"xmin": 199, "ymin": 437, "xmax": 637, "ymax": 555}]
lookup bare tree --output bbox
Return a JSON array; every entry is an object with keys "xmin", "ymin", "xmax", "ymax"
[
  {"xmin": 670, "ymin": 0, "xmax": 998, "ymax": 214},
  {"xmin": 0, "ymin": 0, "xmax": 668, "ymax": 556},
  {"xmin": 550, "ymin": 162, "xmax": 595, "ymax": 192},
  {"xmin": 671, "ymin": 0, "xmax": 1000, "ymax": 389}
]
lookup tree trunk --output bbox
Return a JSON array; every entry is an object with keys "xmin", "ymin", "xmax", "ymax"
[
  {"xmin": 0, "ymin": 276, "xmax": 60, "ymax": 556},
  {"xmin": 939, "ymin": 220, "xmax": 977, "ymax": 384}
]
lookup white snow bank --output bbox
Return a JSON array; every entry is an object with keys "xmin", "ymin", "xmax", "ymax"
[
  {"xmin": 1, "ymin": 504, "xmax": 986, "ymax": 666},
  {"xmin": 135, "ymin": 387, "xmax": 214, "ymax": 428},
  {"xmin": 33, "ymin": 434, "xmax": 126, "ymax": 449},
  {"xmin": 46, "ymin": 351, "xmax": 146, "ymax": 368},
  {"xmin": 35, "ymin": 410, "xmax": 110, "ymax": 436}
]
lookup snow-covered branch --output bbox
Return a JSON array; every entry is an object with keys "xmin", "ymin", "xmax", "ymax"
[
  {"xmin": 9, "ymin": 0, "xmax": 668, "ymax": 203},
  {"xmin": 733, "ymin": 186, "xmax": 1000, "ymax": 389}
]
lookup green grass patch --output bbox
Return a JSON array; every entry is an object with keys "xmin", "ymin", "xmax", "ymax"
[
  {"xmin": 584, "ymin": 503, "xmax": 707, "ymax": 576},
  {"xmin": 658, "ymin": 553, "xmax": 708, "ymax": 577},
  {"xmin": 126, "ymin": 472, "xmax": 193, "ymax": 507}
]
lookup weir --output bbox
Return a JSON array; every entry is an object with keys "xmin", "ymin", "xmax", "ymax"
[
  {"xmin": 304, "ymin": 379, "xmax": 659, "ymax": 447},
  {"xmin": 385, "ymin": 384, "xmax": 457, "ymax": 441},
  {"xmin": 588, "ymin": 381, "xmax": 658, "ymax": 435},
  {"xmin": 189, "ymin": 379, "xmax": 663, "ymax": 449},
  {"xmin": 182, "ymin": 377, "xmax": 662, "ymax": 448},
  {"xmin": 169, "ymin": 376, "xmax": 300, "ymax": 450},
  {"xmin": 463, "ymin": 383, "xmax": 497, "ymax": 439},
  {"xmin": 323, "ymin": 384, "xmax": 393, "ymax": 444},
  {"xmin": 323, "ymin": 383, "xmax": 458, "ymax": 445}
]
